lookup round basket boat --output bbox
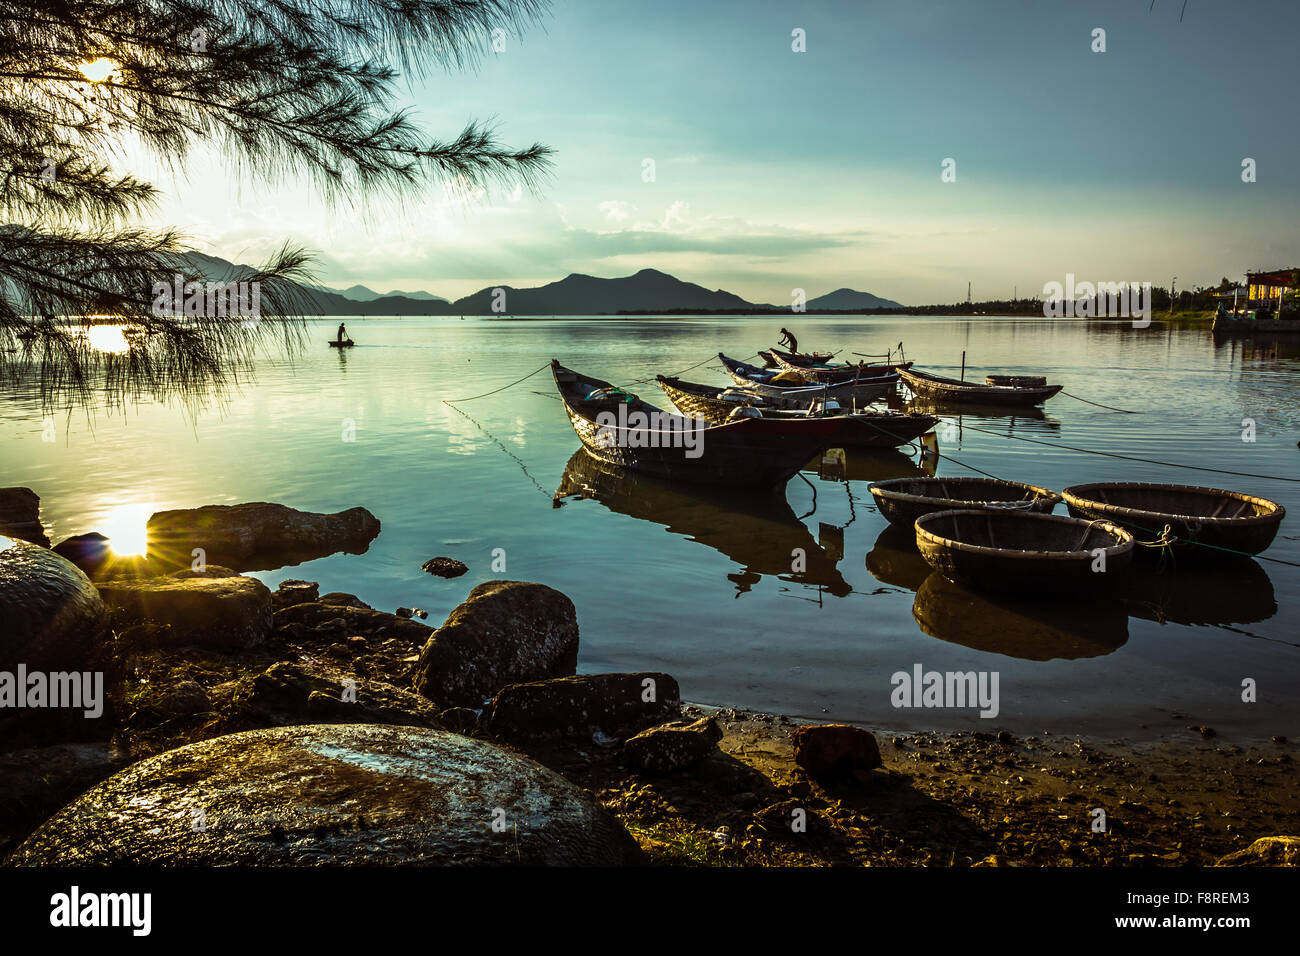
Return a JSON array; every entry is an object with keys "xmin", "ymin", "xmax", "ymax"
[
  {"xmin": 869, "ymin": 476, "xmax": 1061, "ymax": 530},
  {"xmin": 985, "ymin": 374, "xmax": 1047, "ymax": 387},
  {"xmin": 1061, "ymin": 482, "xmax": 1285, "ymax": 561},
  {"xmin": 914, "ymin": 509, "xmax": 1135, "ymax": 594}
]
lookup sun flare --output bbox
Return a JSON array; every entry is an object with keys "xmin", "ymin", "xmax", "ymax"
[{"xmin": 99, "ymin": 503, "xmax": 152, "ymax": 557}]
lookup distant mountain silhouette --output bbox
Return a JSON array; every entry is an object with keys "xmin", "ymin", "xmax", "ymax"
[
  {"xmin": 176, "ymin": 254, "xmax": 904, "ymax": 315},
  {"xmin": 806, "ymin": 288, "xmax": 904, "ymax": 310}
]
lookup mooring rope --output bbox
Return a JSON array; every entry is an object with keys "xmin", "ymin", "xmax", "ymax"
[
  {"xmin": 444, "ymin": 402, "xmax": 552, "ymax": 499},
  {"xmin": 443, "ymin": 362, "xmax": 551, "ymax": 404},
  {"xmin": 949, "ymin": 422, "xmax": 1300, "ymax": 484},
  {"xmin": 1059, "ymin": 391, "xmax": 1141, "ymax": 414}
]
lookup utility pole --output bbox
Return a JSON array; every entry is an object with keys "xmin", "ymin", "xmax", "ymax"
[
  {"xmin": 967, "ymin": 281, "xmax": 971, "ymax": 305},
  {"xmin": 1171, "ymin": 276, "xmax": 1177, "ymax": 314}
]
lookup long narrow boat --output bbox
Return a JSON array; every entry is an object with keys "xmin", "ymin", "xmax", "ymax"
[
  {"xmin": 656, "ymin": 376, "xmax": 937, "ymax": 448},
  {"xmin": 770, "ymin": 348, "xmax": 911, "ymax": 383},
  {"xmin": 550, "ymin": 361, "xmax": 844, "ymax": 487},
  {"xmin": 1061, "ymin": 481, "xmax": 1285, "ymax": 560},
  {"xmin": 899, "ymin": 367, "xmax": 1062, "ymax": 406},
  {"xmin": 914, "ymin": 509, "xmax": 1135, "ymax": 594},
  {"xmin": 869, "ymin": 476, "xmax": 1061, "ymax": 529},
  {"xmin": 718, "ymin": 353, "xmax": 897, "ymax": 401},
  {"xmin": 759, "ymin": 348, "xmax": 839, "ymax": 368}
]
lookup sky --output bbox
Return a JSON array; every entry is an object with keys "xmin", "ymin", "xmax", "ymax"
[{"xmin": 132, "ymin": 0, "xmax": 1300, "ymax": 305}]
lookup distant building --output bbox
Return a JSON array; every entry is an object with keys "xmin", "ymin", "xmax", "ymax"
[{"xmin": 1245, "ymin": 268, "xmax": 1297, "ymax": 309}]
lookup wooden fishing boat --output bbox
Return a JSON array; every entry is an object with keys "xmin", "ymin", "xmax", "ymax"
[
  {"xmin": 717, "ymin": 354, "xmax": 898, "ymax": 401},
  {"xmin": 551, "ymin": 361, "xmax": 844, "ymax": 487},
  {"xmin": 759, "ymin": 348, "xmax": 839, "ymax": 367},
  {"xmin": 868, "ymin": 476, "xmax": 1061, "ymax": 529},
  {"xmin": 900, "ymin": 367, "xmax": 1062, "ymax": 406},
  {"xmin": 769, "ymin": 347, "xmax": 911, "ymax": 383},
  {"xmin": 1060, "ymin": 481, "xmax": 1285, "ymax": 560},
  {"xmin": 914, "ymin": 509, "xmax": 1135, "ymax": 594},
  {"xmin": 328, "ymin": 339, "xmax": 355, "ymax": 348},
  {"xmin": 656, "ymin": 376, "xmax": 935, "ymax": 449},
  {"xmin": 985, "ymin": 374, "xmax": 1046, "ymax": 387}
]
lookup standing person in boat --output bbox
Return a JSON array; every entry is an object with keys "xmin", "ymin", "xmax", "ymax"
[
  {"xmin": 337, "ymin": 322, "xmax": 347, "ymax": 344},
  {"xmin": 778, "ymin": 327, "xmax": 798, "ymax": 353}
]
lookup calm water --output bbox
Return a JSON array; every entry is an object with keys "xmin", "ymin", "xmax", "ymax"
[{"xmin": 4, "ymin": 316, "xmax": 1298, "ymax": 739}]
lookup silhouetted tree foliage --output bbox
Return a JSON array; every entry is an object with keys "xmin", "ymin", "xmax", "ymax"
[{"xmin": 0, "ymin": 0, "xmax": 552, "ymax": 409}]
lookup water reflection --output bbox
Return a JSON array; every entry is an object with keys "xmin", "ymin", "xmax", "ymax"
[
  {"xmin": 1118, "ymin": 558, "xmax": 1277, "ymax": 627},
  {"xmin": 865, "ymin": 524, "xmax": 931, "ymax": 591},
  {"xmin": 801, "ymin": 446, "xmax": 931, "ymax": 484},
  {"xmin": 555, "ymin": 448, "xmax": 850, "ymax": 596},
  {"xmin": 912, "ymin": 572, "xmax": 1129, "ymax": 661},
  {"xmin": 907, "ymin": 398, "xmax": 1061, "ymax": 432}
]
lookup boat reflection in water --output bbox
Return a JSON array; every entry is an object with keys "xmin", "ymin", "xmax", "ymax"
[
  {"xmin": 906, "ymin": 398, "xmax": 1062, "ymax": 433},
  {"xmin": 802, "ymin": 446, "xmax": 934, "ymax": 484},
  {"xmin": 864, "ymin": 523, "xmax": 931, "ymax": 591},
  {"xmin": 1117, "ymin": 558, "xmax": 1277, "ymax": 627},
  {"xmin": 555, "ymin": 449, "xmax": 851, "ymax": 597},
  {"xmin": 911, "ymin": 572, "xmax": 1129, "ymax": 661}
]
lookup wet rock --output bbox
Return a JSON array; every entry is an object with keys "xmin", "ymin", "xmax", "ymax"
[
  {"xmin": 11, "ymin": 724, "xmax": 643, "ymax": 865},
  {"xmin": 412, "ymin": 581, "xmax": 579, "ymax": 707},
  {"xmin": 146, "ymin": 502, "xmax": 381, "ymax": 572},
  {"xmin": 624, "ymin": 717, "xmax": 722, "ymax": 772},
  {"xmin": 51, "ymin": 533, "xmax": 112, "ymax": 574},
  {"xmin": 486, "ymin": 672, "xmax": 680, "ymax": 741},
  {"xmin": 0, "ymin": 536, "xmax": 107, "ymax": 672},
  {"xmin": 792, "ymin": 724, "xmax": 883, "ymax": 781},
  {"xmin": 0, "ymin": 488, "xmax": 49, "ymax": 546},
  {"xmin": 422, "ymin": 557, "xmax": 468, "ymax": 578},
  {"xmin": 395, "ymin": 606, "xmax": 428, "ymax": 620},
  {"xmin": 272, "ymin": 579, "xmax": 319, "ymax": 609},
  {"xmin": 97, "ymin": 574, "xmax": 272, "ymax": 649},
  {"xmin": 1216, "ymin": 835, "xmax": 1300, "ymax": 867}
]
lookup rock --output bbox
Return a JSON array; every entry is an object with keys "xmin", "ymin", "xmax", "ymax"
[
  {"xmin": 96, "ymin": 574, "xmax": 272, "ymax": 649},
  {"xmin": 272, "ymin": 579, "xmax": 319, "ymax": 609},
  {"xmin": 486, "ymin": 673, "xmax": 681, "ymax": 740},
  {"xmin": 51, "ymin": 532, "xmax": 112, "ymax": 573},
  {"xmin": 412, "ymin": 581, "xmax": 580, "ymax": 707},
  {"xmin": 320, "ymin": 592, "xmax": 371, "ymax": 608},
  {"xmin": 0, "ymin": 488, "xmax": 49, "ymax": 546},
  {"xmin": 243, "ymin": 661, "xmax": 440, "ymax": 728},
  {"xmin": 791, "ymin": 723, "xmax": 883, "ymax": 781},
  {"xmin": 0, "ymin": 536, "xmax": 107, "ymax": 672},
  {"xmin": 145, "ymin": 502, "xmax": 381, "ymax": 572},
  {"xmin": 0, "ymin": 743, "xmax": 129, "ymax": 856},
  {"xmin": 1216, "ymin": 836, "xmax": 1300, "ymax": 867},
  {"xmin": 422, "ymin": 557, "xmax": 468, "ymax": 578},
  {"xmin": 438, "ymin": 707, "xmax": 480, "ymax": 734},
  {"xmin": 10, "ymin": 724, "xmax": 643, "ymax": 865},
  {"xmin": 624, "ymin": 717, "xmax": 722, "ymax": 772},
  {"xmin": 155, "ymin": 680, "xmax": 210, "ymax": 716},
  {"xmin": 273, "ymin": 602, "xmax": 431, "ymax": 642}
]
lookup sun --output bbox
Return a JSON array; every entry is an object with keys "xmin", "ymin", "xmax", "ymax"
[
  {"xmin": 99, "ymin": 503, "xmax": 152, "ymax": 557},
  {"xmin": 79, "ymin": 57, "xmax": 119, "ymax": 83}
]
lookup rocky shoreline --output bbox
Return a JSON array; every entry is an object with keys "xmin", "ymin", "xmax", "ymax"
[{"xmin": 1, "ymin": 487, "xmax": 1295, "ymax": 866}]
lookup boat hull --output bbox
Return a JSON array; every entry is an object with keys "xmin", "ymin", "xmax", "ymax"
[
  {"xmin": 900, "ymin": 367, "xmax": 1061, "ymax": 406},
  {"xmin": 869, "ymin": 477, "xmax": 1061, "ymax": 529},
  {"xmin": 914, "ymin": 509, "xmax": 1135, "ymax": 594},
  {"xmin": 1061, "ymin": 481, "xmax": 1285, "ymax": 561}
]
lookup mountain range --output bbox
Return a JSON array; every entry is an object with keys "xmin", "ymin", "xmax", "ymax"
[{"xmin": 179, "ymin": 254, "xmax": 905, "ymax": 315}]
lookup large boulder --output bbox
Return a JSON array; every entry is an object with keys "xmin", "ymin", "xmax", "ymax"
[
  {"xmin": 0, "ymin": 743, "xmax": 130, "ymax": 856},
  {"xmin": 11, "ymin": 724, "xmax": 643, "ymax": 866},
  {"xmin": 97, "ymin": 573, "xmax": 272, "ymax": 649},
  {"xmin": 412, "ymin": 581, "xmax": 579, "ymax": 707},
  {"xmin": 1216, "ymin": 836, "xmax": 1300, "ymax": 867},
  {"xmin": 0, "ymin": 487, "xmax": 49, "ymax": 546},
  {"xmin": 145, "ymin": 502, "xmax": 381, "ymax": 571},
  {"xmin": 0, "ymin": 536, "xmax": 106, "ymax": 672},
  {"xmin": 51, "ymin": 533, "xmax": 112, "ymax": 574},
  {"xmin": 486, "ymin": 673, "xmax": 681, "ymax": 741}
]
